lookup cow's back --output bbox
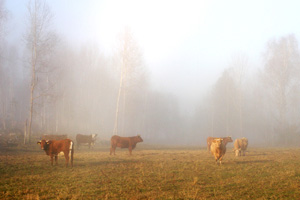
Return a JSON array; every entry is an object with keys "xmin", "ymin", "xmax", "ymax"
[{"xmin": 76, "ymin": 134, "xmax": 92, "ymax": 143}]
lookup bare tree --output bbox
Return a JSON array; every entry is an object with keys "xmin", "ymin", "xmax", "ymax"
[
  {"xmin": 211, "ymin": 69, "xmax": 238, "ymax": 136},
  {"xmin": 228, "ymin": 53, "xmax": 249, "ymax": 137},
  {"xmin": 0, "ymin": 0, "xmax": 8, "ymax": 131},
  {"xmin": 113, "ymin": 27, "xmax": 145, "ymax": 136},
  {"xmin": 263, "ymin": 34, "xmax": 300, "ymax": 144},
  {"xmin": 25, "ymin": 0, "xmax": 56, "ymax": 143}
]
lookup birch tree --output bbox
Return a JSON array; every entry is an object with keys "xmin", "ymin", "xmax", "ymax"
[
  {"xmin": 25, "ymin": 0, "xmax": 56, "ymax": 142},
  {"xmin": 263, "ymin": 34, "xmax": 300, "ymax": 144},
  {"xmin": 0, "ymin": 0, "xmax": 8, "ymax": 131},
  {"xmin": 228, "ymin": 53, "xmax": 249, "ymax": 137},
  {"xmin": 113, "ymin": 27, "xmax": 145, "ymax": 135}
]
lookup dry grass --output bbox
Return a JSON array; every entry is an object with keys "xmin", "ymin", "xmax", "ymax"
[{"xmin": 0, "ymin": 146, "xmax": 300, "ymax": 199}]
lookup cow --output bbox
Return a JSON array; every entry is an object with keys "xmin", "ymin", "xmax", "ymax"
[
  {"xmin": 234, "ymin": 137, "xmax": 248, "ymax": 156},
  {"xmin": 210, "ymin": 138, "xmax": 226, "ymax": 164},
  {"xmin": 76, "ymin": 134, "xmax": 97, "ymax": 149},
  {"xmin": 42, "ymin": 134, "xmax": 67, "ymax": 140},
  {"xmin": 110, "ymin": 135, "xmax": 143, "ymax": 155},
  {"xmin": 207, "ymin": 136, "xmax": 233, "ymax": 151},
  {"xmin": 37, "ymin": 139, "xmax": 74, "ymax": 167}
]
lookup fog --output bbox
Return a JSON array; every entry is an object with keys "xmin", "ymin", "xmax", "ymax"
[{"xmin": 1, "ymin": 0, "xmax": 300, "ymax": 146}]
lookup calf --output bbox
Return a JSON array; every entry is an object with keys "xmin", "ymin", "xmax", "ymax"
[
  {"xmin": 110, "ymin": 135, "xmax": 143, "ymax": 155},
  {"xmin": 37, "ymin": 139, "xmax": 74, "ymax": 167},
  {"xmin": 210, "ymin": 138, "xmax": 226, "ymax": 164},
  {"xmin": 234, "ymin": 137, "xmax": 248, "ymax": 156}
]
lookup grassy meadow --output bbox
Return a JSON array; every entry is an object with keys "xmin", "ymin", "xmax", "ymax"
[{"xmin": 0, "ymin": 145, "xmax": 300, "ymax": 199}]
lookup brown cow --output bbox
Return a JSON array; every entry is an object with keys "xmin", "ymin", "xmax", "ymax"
[
  {"xmin": 37, "ymin": 139, "xmax": 74, "ymax": 167},
  {"xmin": 42, "ymin": 134, "xmax": 67, "ymax": 140},
  {"xmin": 110, "ymin": 135, "xmax": 143, "ymax": 155},
  {"xmin": 234, "ymin": 137, "xmax": 248, "ymax": 156},
  {"xmin": 76, "ymin": 134, "xmax": 97, "ymax": 149},
  {"xmin": 210, "ymin": 138, "xmax": 226, "ymax": 164},
  {"xmin": 207, "ymin": 136, "xmax": 233, "ymax": 151}
]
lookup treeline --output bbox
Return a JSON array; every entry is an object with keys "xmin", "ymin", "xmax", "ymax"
[
  {"xmin": 1, "ymin": 0, "xmax": 300, "ymax": 146},
  {"xmin": 192, "ymin": 35, "xmax": 300, "ymax": 146},
  {"xmin": 0, "ymin": 1, "xmax": 183, "ymax": 144}
]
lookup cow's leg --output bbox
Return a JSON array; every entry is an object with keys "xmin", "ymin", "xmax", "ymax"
[
  {"xmin": 207, "ymin": 143, "xmax": 210, "ymax": 151},
  {"xmin": 55, "ymin": 155, "xmax": 58, "ymax": 165},
  {"xmin": 50, "ymin": 155, "xmax": 54, "ymax": 166},
  {"xmin": 64, "ymin": 152, "xmax": 69, "ymax": 167},
  {"xmin": 129, "ymin": 146, "xmax": 132, "ymax": 155},
  {"xmin": 214, "ymin": 155, "xmax": 218, "ymax": 164},
  {"xmin": 110, "ymin": 146, "xmax": 113, "ymax": 155},
  {"xmin": 219, "ymin": 155, "xmax": 224, "ymax": 165},
  {"xmin": 88, "ymin": 142, "xmax": 91, "ymax": 149},
  {"xmin": 113, "ymin": 146, "xmax": 116, "ymax": 155},
  {"xmin": 242, "ymin": 150, "xmax": 245, "ymax": 156}
]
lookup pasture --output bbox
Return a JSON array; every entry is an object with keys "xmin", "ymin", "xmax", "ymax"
[{"xmin": 0, "ymin": 145, "xmax": 300, "ymax": 199}]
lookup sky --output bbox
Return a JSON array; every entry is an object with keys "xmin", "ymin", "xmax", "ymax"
[{"xmin": 5, "ymin": 0, "xmax": 300, "ymax": 114}]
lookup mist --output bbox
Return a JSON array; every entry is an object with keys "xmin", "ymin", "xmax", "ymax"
[{"xmin": 1, "ymin": 0, "xmax": 300, "ymax": 146}]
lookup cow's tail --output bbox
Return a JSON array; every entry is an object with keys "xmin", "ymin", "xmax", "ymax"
[{"xmin": 70, "ymin": 140, "xmax": 74, "ymax": 167}]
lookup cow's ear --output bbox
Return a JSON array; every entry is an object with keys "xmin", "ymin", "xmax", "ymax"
[
  {"xmin": 137, "ymin": 134, "xmax": 141, "ymax": 137},
  {"xmin": 37, "ymin": 141, "xmax": 41, "ymax": 144}
]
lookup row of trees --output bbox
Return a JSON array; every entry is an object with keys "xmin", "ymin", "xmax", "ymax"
[
  {"xmin": 0, "ymin": 0, "xmax": 299, "ymax": 146},
  {"xmin": 192, "ymin": 35, "xmax": 300, "ymax": 146},
  {"xmin": 0, "ymin": 0, "xmax": 183, "ymax": 144}
]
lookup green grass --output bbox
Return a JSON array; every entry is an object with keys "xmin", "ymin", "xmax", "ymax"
[{"xmin": 0, "ymin": 146, "xmax": 300, "ymax": 199}]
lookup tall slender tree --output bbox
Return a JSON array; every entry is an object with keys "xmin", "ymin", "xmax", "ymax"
[
  {"xmin": 25, "ymin": 0, "xmax": 56, "ymax": 142},
  {"xmin": 263, "ymin": 34, "xmax": 300, "ymax": 144}
]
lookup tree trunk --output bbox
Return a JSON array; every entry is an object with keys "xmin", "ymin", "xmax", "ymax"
[
  {"xmin": 28, "ymin": 2, "xmax": 37, "ymax": 143},
  {"xmin": 113, "ymin": 68, "xmax": 124, "ymax": 135}
]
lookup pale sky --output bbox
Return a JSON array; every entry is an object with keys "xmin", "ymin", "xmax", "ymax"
[{"xmin": 5, "ymin": 0, "xmax": 300, "ymax": 113}]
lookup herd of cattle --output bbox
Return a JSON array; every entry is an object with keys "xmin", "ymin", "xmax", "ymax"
[{"xmin": 36, "ymin": 134, "xmax": 248, "ymax": 167}]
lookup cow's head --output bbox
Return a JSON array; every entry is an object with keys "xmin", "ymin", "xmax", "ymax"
[
  {"xmin": 212, "ymin": 138, "xmax": 223, "ymax": 147},
  {"xmin": 136, "ymin": 135, "xmax": 143, "ymax": 143},
  {"xmin": 37, "ymin": 140, "xmax": 51, "ymax": 150},
  {"xmin": 92, "ymin": 134, "xmax": 97, "ymax": 141},
  {"xmin": 226, "ymin": 136, "xmax": 233, "ymax": 142}
]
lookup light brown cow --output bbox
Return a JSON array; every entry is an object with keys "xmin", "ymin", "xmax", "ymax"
[
  {"xmin": 210, "ymin": 138, "xmax": 226, "ymax": 164},
  {"xmin": 207, "ymin": 136, "xmax": 233, "ymax": 151},
  {"xmin": 234, "ymin": 137, "xmax": 248, "ymax": 156},
  {"xmin": 110, "ymin": 135, "xmax": 143, "ymax": 155},
  {"xmin": 42, "ymin": 134, "xmax": 67, "ymax": 140},
  {"xmin": 37, "ymin": 139, "xmax": 74, "ymax": 167}
]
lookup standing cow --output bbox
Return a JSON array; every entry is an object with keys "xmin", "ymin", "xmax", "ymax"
[
  {"xmin": 207, "ymin": 136, "xmax": 233, "ymax": 151},
  {"xmin": 210, "ymin": 138, "xmax": 226, "ymax": 164},
  {"xmin": 110, "ymin": 135, "xmax": 143, "ymax": 155},
  {"xmin": 76, "ymin": 134, "xmax": 97, "ymax": 149},
  {"xmin": 234, "ymin": 137, "xmax": 248, "ymax": 156},
  {"xmin": 37, "ymin": 139, "xmax": 74, "ymax": 167}
]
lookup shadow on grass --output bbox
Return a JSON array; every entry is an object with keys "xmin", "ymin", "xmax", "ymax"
[
  {"xmin": 74, "ymin": 159, "xmax": 140, "ymax": 167},
  {"xmin": 233, "ymin": 160, "xmax": 273, "ymax": 164}
]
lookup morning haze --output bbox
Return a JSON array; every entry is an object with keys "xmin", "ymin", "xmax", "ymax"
[{"xmin": 1, "ymin": 0, "xmax": 300, "ymax": 146}]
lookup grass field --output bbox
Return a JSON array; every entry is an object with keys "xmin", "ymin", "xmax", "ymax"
[{"xmin": 0, "ymin": 145, "xmax": 300, "ymax": 199}]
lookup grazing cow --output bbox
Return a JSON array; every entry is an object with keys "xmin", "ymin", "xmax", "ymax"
[
  {"xmin": 37, "ymin": 139, "xmax": 74, "ymax": 167},
  {"xmin": 234, "ymin": 137, "xmax": 248, "ymax": 156},
  {"xmin": 210, "ymin": 138, "xmax": 226, "ymax": 164},
  {"xmin": 207, "ymin": 136, "xmax": 233, "ymax": 151},
  {"xmin": 76, "ymin": 134, "xmax": 97, "ymax": 149},
  {"xmin": 42, "ymin": 134, "xmax": 67, "ymax": 140},
  {"xmin": 110, "ymin": 135, "xmax": 143, "ymax": 155}
]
